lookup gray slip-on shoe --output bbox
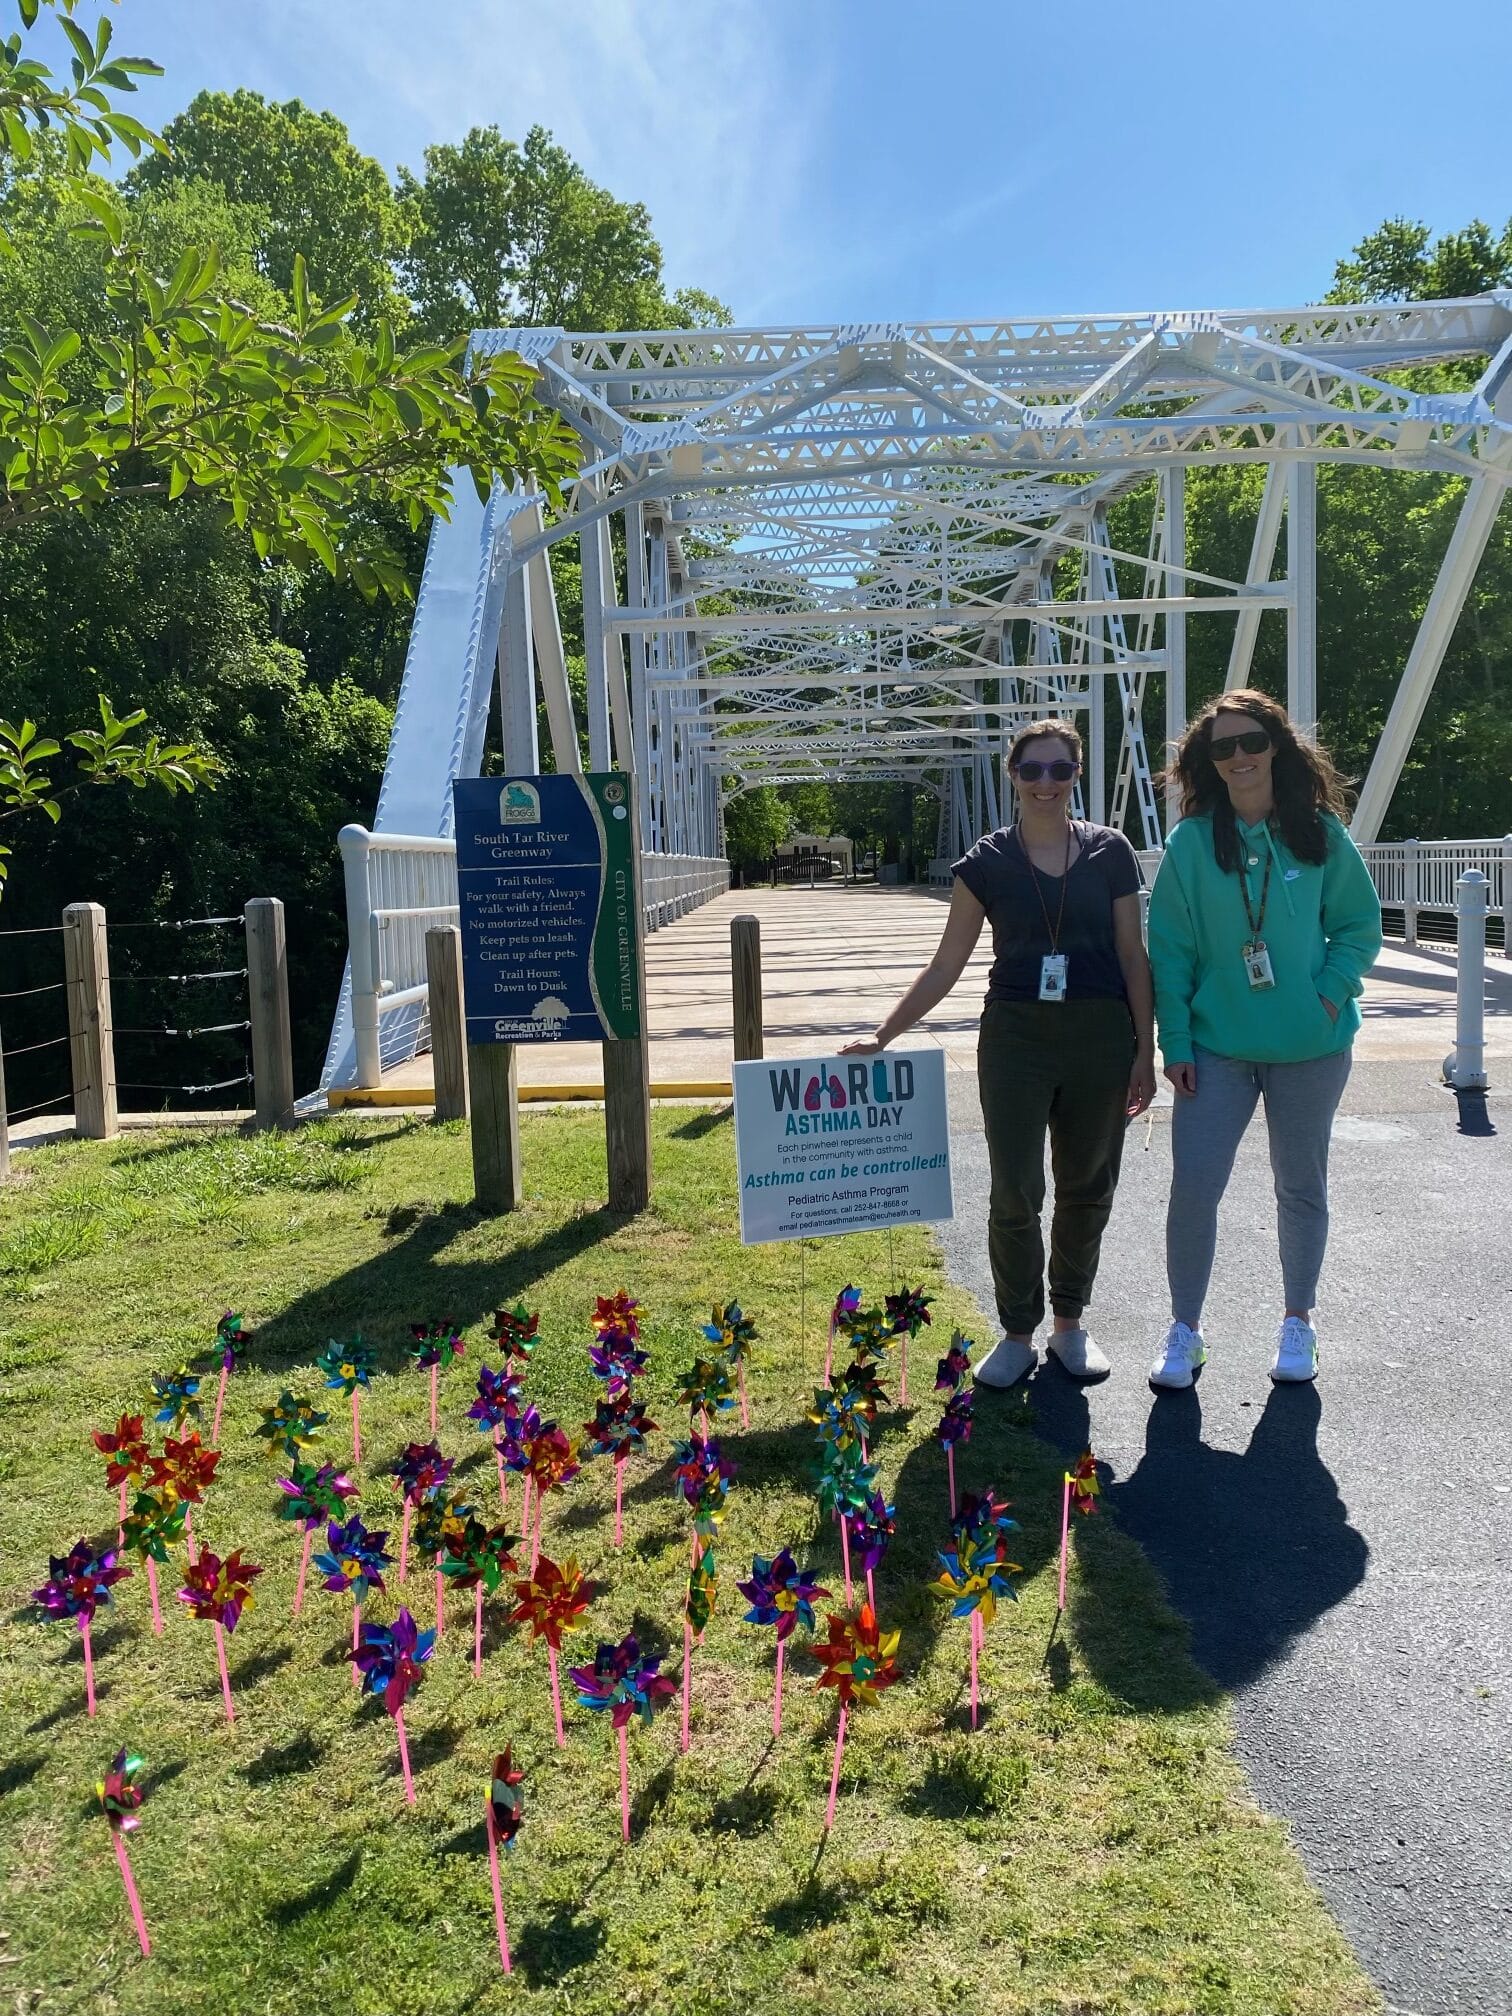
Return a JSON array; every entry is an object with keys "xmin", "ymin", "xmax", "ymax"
[
  {"xmin": 1047, "ymin": 1328, "xmax": 1111, "ymax": 1382},
  {"xmin": 973, "ymin": 1335, "xmax": 1036, "ymax": 1388}
]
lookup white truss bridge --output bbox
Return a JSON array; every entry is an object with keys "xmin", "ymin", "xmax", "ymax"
[{"xmin": 323, "ymin": 297, "xmax": 1512, "ymax": 1091}]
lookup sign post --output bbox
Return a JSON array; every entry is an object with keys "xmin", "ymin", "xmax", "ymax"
[{"xmin": 453, "ymin": 773, "xmax": 647, "ymax": 1214}]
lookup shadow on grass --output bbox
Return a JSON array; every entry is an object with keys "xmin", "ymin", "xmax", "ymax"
[
  {"xmin": 0, "ymin": 1752, "xmax": 47, "ymax": 1796},
  {"xmin": 437, "ymin": 1818, "xmax": 488, "ymax": 1860},
  {"xmin": 271, "ymin": 1847, "xmax": 363, "ymax": 1926},
  {"xmin": 229, "ymin": 1644, "xmax": 293, "ymax": 1691},
  {"xmin": 27, "ymin": 1684, "xmax": 106, "ymax": 1734},
  {"xmin": 669, "ymin": 1105, "xmax": 732, "ymax": 1141},
  {"xmin": 240, "ymin": 1731, "xmax": 327, "ymax": 1786},
  {"xmin": 630, "ymin": 1760, "xmax": 675, "ymax": 1834},
  {"xmin": 765, "ymin": 1878, "xmax": 849, "ymax": 1937},
  {"xmin": 248, "ymin": 1204, "xmax": 629, "ymax": 1374},
  {"xmin": 385, "ymin": 1718, "xmax": 462, "ymax": 1780},
  {"xmin": 707, "ymin": 1780, "xmax": 784, "ymax": 1837},
  {"xmin": 513, "ymin": 1904, "xmax": 606, "ymax": 1986}
]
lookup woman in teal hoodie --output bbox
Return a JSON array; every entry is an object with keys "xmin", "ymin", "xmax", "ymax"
[{"xmin": 1146, "ymin": 689, "xmax": 1382, "ymax": 1390}]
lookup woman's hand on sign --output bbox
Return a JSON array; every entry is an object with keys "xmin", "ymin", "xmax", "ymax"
[
  {"xmin": 839, "ymin": 1034, "xmax": 885, "ymax": 1056},
  {"xmin": 1126, "ymin": 1052, "xmax": 1157, "ymax": 1119},
  {"xmin": 1164, "ymin": 1061, "xmax": 1198, "ymax": 1098}
]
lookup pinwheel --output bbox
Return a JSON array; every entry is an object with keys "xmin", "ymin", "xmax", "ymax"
[
  {"xmin": 315, "ymin": 1335, "xmax": 377, "ymax": 1462},
  {"xmin": 413, "ymin": 1489, "xmax": 477, "ymax": 1638},
  {"xmin": 252, "ymin": 1390, "xmax": 328, "ymax": 1464},
  {"xmin": 676, "ymin": 1355, "xmax": 736, "ymax": 1434},
  {"xmin": 936, "ymin": 1385, "xmax": 974, "ymax": 1515},
  {"xmin": 808, "ymin": 1377, "xmax": 874, "ymax": 1461},
  {"xmin": 121, "ymin": 1487, "xmax": 186, "ymax": 1635},
  {"xmin": 934, "ymin": 1533, "xmax": 1018, "ymax": 1729},
  {"xmin": 884, "ymin": 1284, "xmax": 932, "ymax": 1405},
  {"xmin": 671, "ymin": 1435, "xmax": 736, "ymax": 1551},
  {"xmin": 314, "ymin": 1514, "xmax": 392, "ymax": 1680},
  {"xmin": 487, "ymin": 1302, "xmax": 540, "ymax": 1364},
  {"xmin": 738, "ymin": 1548, "xmax": 828, "ymax": 1734},
  {"xmin": 680, "ymin": 1539, "xmax": 718, "ymax": 1754},
  {"xmin": 509, "ymin": 1553, "xmax": 595, "ymax": 1747},
  {"xmin": 440, "ymin": 1519, "xmax": 521, "ymax": 1677},
  {"xmin": 408, "ymin": 1319, "xmax": 465, "ymax": 1433},
  {"xmin": 178, "ymin": 1548, "xmax": 262, "ymax": 1725},
  {"xmin": 276, "ymin": 1461, "xmax": 359, "ymax": 1615},
  {"xmin": 353, "ymin": 1607, "xmax": 435, "ymax": 1805},
  {"xmin": 838, "ymin": 1358, "xmax": 890, "ymax": 1439},
  {"xmin": 703, "ymin": 1300, "xmax": 758, "ymax": 1426},
  {"xmin": 96, "ymin": 1748, "xmax": 151, "ymax": 1954},
  {"xmin": 587, "ymin": 1331, "xmax": 649, "ymax": 1397},
  {"xmin": 814, "ymin": 1444, "xmax": 878, "ymax": 1601},
  {"xmin": 485, "ymin": 1747, "xmax": 524, "ymax": 1975},
  {"xmin": 93, "ymin": 1413, "xmax": 151, "ymax": 1537},
  {"xmin": 1059, "ymin": 1447, "xmax": 1101, "ymax": 1611},
  {"xmin": 390, "ymin": 1440, "xmax": 454, "ymax": 1581},
  {"xmin": 150, "ymin": 1365, "xmax": 200, "ymax": 1431},
  {"xmin": 582, "ymin": 1394, "xmax": 657, "ymax": 1547},
  {"xmin": 210, "ymin": 1309, "xmax": 249, "ymax": 1442},
  {"xmin": 845, "ymin": 1304, "xmax": 896, "ymax": 1368},
  {"xmin": 591, "ymin": 1290, "xmax": 641, "ymax": 1340},
  {"xmin": 33, "ymin": 1540, "xmax": 130, "ymax": 1715},
  {"xmin": 811, "ymin": 1602, "xmax": 900, "ymax": 1828},
  {"xmin": 469, "ymin": 1365, "xmax": 526, "ymax": 1515},
  {"xmin": 522, "ymin": 1424, "xmax": 581, "ymax": 1569},
  {"xmin": 826, "ymin": 1284, "xmax": 862, "ymax": 1382},
  {"xmin": 845, "ymin": 1488, "xmax": 896, "ymax": 1608},
  {"xmin": 568, "ymin": 1634, "xmax": 676, "ymax": 1840},
  {"xmin": 145, "ymin": 1431, "xmax": 221, "ymax": 1563},
  {"xmin": 934, "ymin": 1331, "xmax": 973, "ymax": 1394}
]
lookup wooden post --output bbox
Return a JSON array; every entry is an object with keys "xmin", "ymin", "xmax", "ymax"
[
  {"xmin": 425, "ymin": 924, "xmax": 469, "ymax": 1121},
  {"xmin": 245, "ymin": 898, "xmax": 295, "ymax": 1129},
  {"xmin": 0, "ymin": 1018, "xmax": 10, "ymax": 1179},
  {"xmin": 603, "ymin": 777, "xmax": 652, "ymax": 1214},
  {"xmin": 469, "ymin": 1043, "xmax": 520, "ymax": 1213},
  {"xmin": 63, "ymin": 901, "xmax": 116, "ymax": 1139},
  {"xmin": 731, "ymin": 915, "xmax": 763, "ymax": 1063}
]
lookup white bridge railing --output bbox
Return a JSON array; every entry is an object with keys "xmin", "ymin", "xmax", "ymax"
[{"xmin": 336, "ymin": 825, "xmax": 729, "ymax": 1088}]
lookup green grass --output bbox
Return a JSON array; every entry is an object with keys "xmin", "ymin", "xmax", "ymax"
[{"xmin": 0, "ymin": 1111, "xmax": 1376, "ymax": 2016}]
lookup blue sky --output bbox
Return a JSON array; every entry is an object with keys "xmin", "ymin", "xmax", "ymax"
[{"xmin": 53, "ymin": 0, "xmax": 1512, "ymax": 326}]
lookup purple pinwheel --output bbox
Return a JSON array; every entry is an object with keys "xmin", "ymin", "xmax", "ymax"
[
  {"xmin": 354, "ymin": 1606, "xmax": 436, "ymax": 1714},
  {"xmin": 737, "ymin": 1548, "xmax": 827, "ymax": 1642},
  {"xmin": 937, "ymin": 1387, "xmax": 974, "ymax": 1448},
  {"xmin": 831, "ymin": 1284, "xmax": 862, "ymax": 1331},
  {"xmin": 952, "ymin": 1484, "xmax": 1017, "ymax": 1553},
  {"xmin": 583, "ymin": 1395, "xmax": 657, "ymax": 1460},
  {"xmin": 845, "ymin": 1490, "xmax": 897, "ymax": 1577},
  {"xmin": 276, "ymin": 1461, "xmax": 359, "ymax": 1531},
  {"xmin": 314, "ymin": 1515, "xmax": 391, "ymax": 1602},
  {"xmin": 671, "ymin": 1435, "xmax": 736, "ymax": 1535},
  {"xmin": 33, "ymin": 1539, "xmax": 130, "ymax": 1621},
  {"xmin": 392, "ymin": 1440, "xmax": 454, "ymax": 1506},
  {"xmin": 499, "ymin": 1404, "xmax": 543, "ymax": 1475},
  {"xmin": 468, "ymin": 1365, "xmax": 524, "ymax": 1435},
  {"xmin": 935, "ymin": 1337, "xmax": 973, "ymax": 1391},
  {"xmin": 587, "ymin": 1334, "xmax": 649, "ymax": 1398},
  {"xmin": 568, "ymin": 1633, "xmax": 676, "ymax": 1730}
]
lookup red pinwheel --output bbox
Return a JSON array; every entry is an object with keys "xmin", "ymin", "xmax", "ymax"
[
  {"xmin": 810, "ymin": 1602, "xmax": 901, "ymax": 1829},
  {"xmin": 146, "ymin": 1432, "xmax": 221, "ymax": 1563},
  {"xmin": 179, "ymin": 1548, "xmax": 263, "ymax": 1725},
  {"xmin": 97, "ymin": 1748, "xmax": 151, "ymax": 1953},
  {"xmin": 509, "ymin": 1553, "xmax": 595, "ymax": 1746},
  {"xmin": 33, "ymin": 1539, "xmax": 131, "ymax": 1717},
  {"xmin": 1058, "ymin": 1447, "xmax": 1101, "ymax": 1613},
  {"xmin": 485, "ymin": 1745, "xmax": 525, "ymax": 1974},
  {"xmin": 92, "ymin": 1413, "xmax": 150, "ymax": 1534},
  {"xmin": 487, "ymin": 1302, "xmax": 540, "ymax": 1363}
]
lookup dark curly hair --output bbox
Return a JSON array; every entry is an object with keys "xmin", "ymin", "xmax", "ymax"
[{"xmin": 1168, "ymin": 689, "xmax": 1352, "ymax": 873}]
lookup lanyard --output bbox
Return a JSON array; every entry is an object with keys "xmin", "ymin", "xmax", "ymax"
[
  {"xmin": 1017, "ymin": 820, "xmax": 1074, "ymax": 951},
  {"xmin": 1239, "ymin": 841, "xmax": 1272, "ymax": 940}
]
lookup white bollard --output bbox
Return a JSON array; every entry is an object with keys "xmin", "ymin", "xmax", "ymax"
[{"xmin": 1444, "ymin": 869, "xmax": 1488, "ymax": 1091}]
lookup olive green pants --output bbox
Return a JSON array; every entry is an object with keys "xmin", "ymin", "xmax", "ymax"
[{"xmin": 976, "ymin": 996, "xmax": 1136, "ymax": 1335}]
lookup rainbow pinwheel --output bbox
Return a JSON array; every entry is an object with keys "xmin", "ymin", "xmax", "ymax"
[
  {"xmin": 440, "ymin": 1519, "xmax": 521, "ymax": 1594},
  {"xmin": 489, "ymin": 1746, "xmax": 525, "ymax": 1847},
  {"xmin": 676, "ymin": 1355, "xmax": 736, "ymax": 1422},
  {"xmin": 523, "ymin": 1424, "xmax": 580, "ymax": 1496},
  {"xmin": 33, "ymin": 1539, "xmax": 130, "ymax": 1621},
  {"xmin": 178, "ymin": 1548, "xmax": 262, "ymax": 1632},
  {"xmin": 845, "ymin": 1306, "xmax": 895, "ymax": 1364},
  {"xmin": 814, "ymin": 1446, "xmax": 878, "ymax": 1523},
  {"xmin": 671, "ymin": 1435, "xmax": 736, "ymax": 1535},
  {"xmin": 591, "ymin": 1290, "xmax": 641, "ymax": 1340},
  {"xmin": 934, "ymin": 1334, "xmax": 973, "ymax": 1392},
  {"xmin": 509, "ymin": 1554, "xmax": 595, "ymax": 1648},
  {"xmin": 314, "ymin": 1515, "xmax": 391, "ymax": 1603},
  {"xmin": 831, "ymin": 1285, "xmax": 862, "ymax": 1333},
  {"xmin": 499, "ymin": 1404, "xmax": 542, "ymax": 1476},
  {"xmin": 704, "ymin": 1300, "xmax": 757, "ymax": 1362},
  {"xmin": 146, "ymin": 1431, "xmax": 221, "ymax": 1507},
  {"xmin": 214, "ymin": 1310, "xmax": 248, "ymax": 1372},
  {"xmin": 933, "ymin": 1544, "xmax": 1014, "ymax": 1627},
  {"xmin": 413, "ymin": 1491, "xmax": 477, "ymax": 1563},
  {"xmin": 150, "ymin": 1366, "xmax": 201, "ymax": 1430},
  {"xmin": 393, "ymin": 1440, "xmax": 454, "ymax": 1505},
  {"xmin": 807, "ymin": 1379, "xmax": 872, "ymax": 1453},
  {"xmin": 487, "ymin": 1302, "xmax": 540, "ymax": 1362},
  {"xmin": 885, "ymin": 1285, "xmax": 933, "ymax": 1339},
  {"xmin": 582, "ymin": 1394, "xmax": 657, "ymax": 1460},
  {"xmin": 469, "ymin": 1365, "xmax": 524, "ymax": 1435},
  {"xmin": 839, "ymin": 1358, "xmax": 890, "ymax": 1422},
  {"xmin": 684, "ymin": 1540, "xmax": 718, "ymax": 1635},
  {"xmin": 355, "ymin": 1606, "xmax": 435, "ymax": 1714},
  {"xmin": 97, "ymin": 1747, "xmax": 152, "ymax": 1952},
  {"xmin": 276, "ymin": 1461, "xmax": 358, "ymax": 1530},
  {"xmin": 738, "ymin": 1549, "xmax": 827, "ymax": 1642},
  {"xmin": 93, "ymin": 1414, "xmax": 151, "ymax": 1493},
  {"xmin": 123, "ymin": 1487, "xmax": 188, "ymax": 1563},
  {"xmin": 408, "ymin": 1320, "xmax": 465, "ymax": 1370},
  {"xmin": 1068, "ymin": 1449, "xmax": 1101, "ymax": 1516},
  {"xmin": 569, "ymin": 1633, "xmax": 676, "ymax": 1730},
  {"xmin": 952, "ymin": 1485, "xmax": 1018, "ymax": 1554},
  {"xmin": 587, "ymin": 1331, "xmax": 649, "ymax": 1395},
  {"xmin": 812, "ymin": 1602, "xmax": 900, "ymax": 1709},
  {"xmin": 937, "ymin": 1387, "xmax": 974, "ymax": 1447},
  {"xmin": 315, "ymin": 1335, "xmax": 376, "ymax": 1397},
  {"xmin": 845, "ymin": 1490, "xmax": 897, "ymax": 1577},
  {"xmin": 253, "ymin": 1391, "xmax": 328, "ymax": 1462}
]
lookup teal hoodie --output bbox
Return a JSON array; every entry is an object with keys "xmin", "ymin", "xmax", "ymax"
[{"xmin": 1147, "ymin": 811, "xmax": 1382, "ymax": 1067}]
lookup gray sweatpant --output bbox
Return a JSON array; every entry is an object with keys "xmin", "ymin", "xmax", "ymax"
[{"xmin": 1167, "ymin": 1043, "xmax": 1352, "ymax": 1326}]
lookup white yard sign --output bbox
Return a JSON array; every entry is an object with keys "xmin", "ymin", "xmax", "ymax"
[{"xmin": 732, "ymin": 1049, "xmax": 954, "ymax": 1246}]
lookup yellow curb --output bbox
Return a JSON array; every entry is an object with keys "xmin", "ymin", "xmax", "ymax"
[{"xmin": 328, "ymin": 1080, "xmax": 733, "ymax": 1109}]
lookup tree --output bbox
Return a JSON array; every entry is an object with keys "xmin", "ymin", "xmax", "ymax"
[
  {"xmin": 1327, "ymin": 214, "xmax": 1512, "ymax": 304},
  {"xmin": 723, "ymin": 786, "xmax": 789, "ymax": 867},
  {"xmin": 397, "ymin": 124, "xmax": 730, "ymax": 340}
]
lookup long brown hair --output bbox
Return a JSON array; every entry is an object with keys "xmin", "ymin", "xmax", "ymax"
[
  {"xmin": 1007, "ymin": 717, "xmax": 1083, "ymax": 771},
  {"xmin": 1169, "ymin": 689, "xmax": 1352, "ymax": 872}
]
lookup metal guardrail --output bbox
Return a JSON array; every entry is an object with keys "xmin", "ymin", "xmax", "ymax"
[{"xmin": 337, "ymin": 825, "xmax": 729, "ymax": 1088}]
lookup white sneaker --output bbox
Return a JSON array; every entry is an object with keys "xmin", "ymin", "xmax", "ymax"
[
  {"xmin": 974, "ymin": 1335, "xmax": 1036, "ymax": 1388},
  {"xmin": 1149, "ymin": 1320, "xmax": 1206, "ymax": 1391},
  {"xmin": 1270, "ymin": 1317, "xmax": 1318, "ymax": 1384},
  {"xmin": 1047, "ymin": 1329, "xmax": 1111, "ymax": 1382}
]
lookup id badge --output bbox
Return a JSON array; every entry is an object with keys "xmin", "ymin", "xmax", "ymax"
[
  {"xmin": 1039, "ymin": 953, "xmax": 1068, "ymax": 1003},
  {"xmin": 1242, "ymin": 940, "xmax": 1275, "ymax": 991}
]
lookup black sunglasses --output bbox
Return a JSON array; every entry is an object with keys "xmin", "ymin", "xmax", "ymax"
[
  {"xmin": 1013, "ymin": 758, "xmax": 1080, "ymax": 783},
  {"xmin": 1208, "ymin": 728, "xmax": 1272, "ymax": 761}
]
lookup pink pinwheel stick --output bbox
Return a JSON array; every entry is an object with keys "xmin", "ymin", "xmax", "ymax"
[
  {"xmin": 434, "ymin": 1567, "xmax": 444, "ymax": 1640},
  {"xmin": 947, "ymin": 1444, "xmax": 957, "ymax": 1518},
  {"xmin": 112, "ymin": 1831, "xmax": 151, "ymax": 1955},
  {"xmin": 773, "ymin": 1640, "xmax": 785, "ymax": 1738},
  {"xmin": 429, "ymin": 1362, "xmax": 438, "ymax": 1436},
  {"xmin": 824, "ymin": 1704, "xmax": 848, "ymax": 1831},
  {"xmin": 486, "ymin": 1807, "xmax": 512, "ymax": 1975},
  {"xmin": 681, "ymin": 1623, "xmax": 692, "ymax": 1754},
  {"xmin": 395, "ymin": 1708, "xmax": 415, "ymax": 1806},
  {"xmin": 146, "ymin": 1556, "xmax": 163, "ymax": 1637},
  {"xmin": 212, "ymin": 1362, "xmax": 229, "ymax": 1445},
  {"xmin": 351, "ymin": 1390, "xmax": 362, "ymax": 1465},
  {"xmin": 824, "ymin": 1311, "xmax": 835, "ymax": 1385},
  {"xmin": 547, "ymin": 1646, "xmax": 566, "ymax": 1748},
  {"xmin": 215, "ymin": 1620, "xmax": 236, "ymax": 1725},
  {"xmin": 618, "ymin": 1725, "xmax": 631, "ymax": 1841},
  {"xmin": 82, "ymin": 1617, "xmax": 96, "ymax": 1718},
  {"xmin": 473, "ymin": 1584, "xmax": 483, "ymax": 1680},
  {"xmin": 900, "ymin": 1337, "xmax": 909, "ymax": 1407},
  {"xmin": 293, "ymin": 1530, "xmax": 312, "ymax": 1618},
  {"xmin": 737, "ymin": 1361, "xmax": 750, "ymax": 1431},
  {"xmin": 866, "ymin": 1566, "xmax": 876, "ymax": 1611},
  {"xmin": 184, "ymin": 1505, "xmax": 198, "ymax": 1567},
  {"xmin": 969, "ymin": 1612, "xmax": 980, "ymax": 1730},
  {"xmin": 614, "ymin": 1458, "xmax": 624, "ymax": 1550},
  {"xmin": 840, "ymin": 1517, "xmax": 853, "ymax": 1605},
  {"xmin": 116, "ymin": 1477, "xmax": 127, "ymax": 1541},
  {"xmin": 1057, "ymin": 1475, "xmax": 1072, "ymax": 1612},
  {"xmin": 495, "ymin": 1435, "xmax": 509, "ymax": 1515}
]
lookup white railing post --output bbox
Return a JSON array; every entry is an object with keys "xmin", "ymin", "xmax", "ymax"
[
  {"xmin": 1403, "ymin": 838, "xmax": 1419, "ymax": 947},
  {"xmin": 339, "ymin": 825, "xmax": 383, "ymax": 1089},
  {"xmin": 1502, "ymin": 834, "xmax": 1512, "ymax": 959},
  {"xmin": 1446, "ymin": 870, "xmax": 1488, "ymax": 1090}
]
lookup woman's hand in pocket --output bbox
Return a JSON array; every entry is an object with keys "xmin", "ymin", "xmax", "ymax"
[
  {"xmin": 1126, "ymin": 1052, "xmax": 1157, "ymax": 1118},
  {"xmin": 1319, "ymin": 994, "xmax": 1340, "ymax": 1024},
  {"xmin": 1164, "ymin": 1061, "xmax": 1197, "ymax": 1097}
]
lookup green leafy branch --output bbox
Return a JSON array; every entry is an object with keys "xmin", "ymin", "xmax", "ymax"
[{"xmin": 1, "ymin": 0, "xmax": 164, "ymax": 192}]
